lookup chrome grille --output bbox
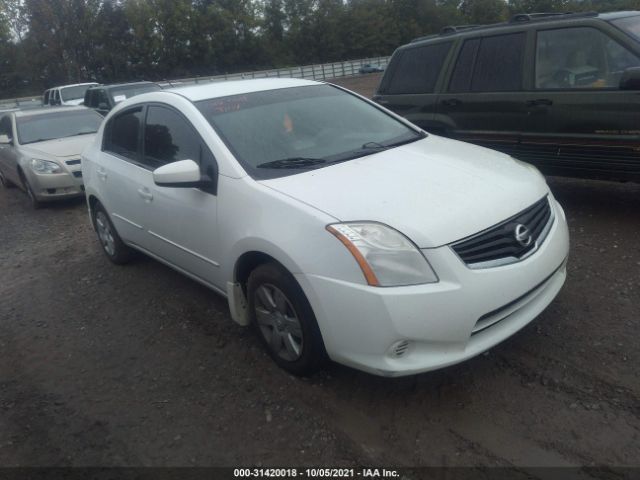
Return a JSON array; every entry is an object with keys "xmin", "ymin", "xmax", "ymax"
[{"xmin": 451, "ymin": 196, "xmax": 553, "ymax": 268}]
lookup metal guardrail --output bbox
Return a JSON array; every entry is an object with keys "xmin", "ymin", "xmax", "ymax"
[{"xmin": 0, "ymin": 56, "xmax": 390, "ymax": 108}]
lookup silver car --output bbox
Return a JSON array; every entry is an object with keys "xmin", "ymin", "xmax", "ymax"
[{"xmin": 0, "ymin": 106, "xmax": 103, "ymax": 207}]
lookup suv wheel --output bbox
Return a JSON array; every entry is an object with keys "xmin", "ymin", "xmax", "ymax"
[
  {"xmin": 92, "ymin": 203, "xmax": 134, "ymax": 264},
  {"xmin": 247, "ymin": 263, "xmax": 326, "ymax": 376}
]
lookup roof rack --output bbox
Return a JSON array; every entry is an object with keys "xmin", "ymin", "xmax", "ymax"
[
  {"xmin": 410, "ymin": 33, "xmax": 439, "ymax": 43},
  {"xmin": 440, "ymin": 25, "xmax": 481, "ymax": 35},
  {"xmin": 510, "ymin": 11, "xmax": 598, "ymax": 23},
  {"xmin": 410, "ymin": 10, "xmax": 600, "ymax": 44}
]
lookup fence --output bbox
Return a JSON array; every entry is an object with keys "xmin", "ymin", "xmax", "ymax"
[{"xmin": 0, "ymin": 56, "xmax": 390, "ymax": 108}]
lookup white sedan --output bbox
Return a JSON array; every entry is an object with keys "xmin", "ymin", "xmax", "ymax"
[{"xmin": 81, "ymin": 78, "xmax": 569, "ymax": 376}]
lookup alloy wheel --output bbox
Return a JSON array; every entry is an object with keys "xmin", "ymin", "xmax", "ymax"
[
  {"xmin": 95, "ymin": 211, "xmax": 116, "ymax": 257},
  {"xmin": 253, "ymin": 283, "xmax": 304, "ymax": 362}
]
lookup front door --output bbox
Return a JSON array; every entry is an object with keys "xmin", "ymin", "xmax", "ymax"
[
  {"xmin": 521, "ymin": 25, "xmax": 640, "ymax": 181},
  {"xmin": 139, "ymin": 104, "xmax": 221, "ymax": 287}
]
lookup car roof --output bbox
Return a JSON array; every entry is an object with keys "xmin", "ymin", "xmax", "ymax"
[
  {"xmin": 13, "ymin": 106, "xmax": 90, "ymax": 118},
  {"xmin": 406, "ymin": 10, "xmax": 640, "ymax": 47},
  {"xmin": 168, "ymin": 78, "xmax": 321, "ymax": 102}
]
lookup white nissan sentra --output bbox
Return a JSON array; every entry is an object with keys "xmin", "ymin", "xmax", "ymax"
[{"xmin": 82, "ymin": 78, "xmax": 569, "ymax": 377}]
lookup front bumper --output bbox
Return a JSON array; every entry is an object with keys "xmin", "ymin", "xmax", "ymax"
[
  {"xmin": 296, "ymin": 198, "xmax": 570, "ymax": 377},
  {"xmin": 24, "ymin": 167, "xmax": 84, "ymax": 201}
]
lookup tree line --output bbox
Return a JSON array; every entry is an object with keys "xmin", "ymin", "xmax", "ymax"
[{"xmin": 1, "ymin": 0, "xmax": 639, "ymax": 97}]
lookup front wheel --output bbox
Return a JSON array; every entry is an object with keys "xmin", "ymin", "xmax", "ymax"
[
  {"xmin": 22, "ymin": 177, "xmax": 41, "ymax": 209},
  {"xmin": 92, "ymin": 204, "xmax": 134, "ymax": 264},
  {"xmin": 247, "ymin": 263, "xmax": 326, "ymax": 376}
]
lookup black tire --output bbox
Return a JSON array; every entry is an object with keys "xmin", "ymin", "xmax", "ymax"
[
  {"xmin": 92, "ymin": 203, "xmax": 135, "ymax": 264},
  {"xmin": 247, "ymin": 262, "xmax": 327, "ymax": 376},
  {"xmin": 20, "ymin": 174, "xmax": 42, "ymax": 209},
  {"xmin": 0, "ymin": 171, "xmax": 15, "ymax": 188}
]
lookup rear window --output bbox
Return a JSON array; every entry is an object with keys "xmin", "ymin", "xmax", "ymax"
[
  {"xmin": 449, "ymin": 33, "xmax": 526, "ymax": 92},
  {"xmin": 61, "ymin": 84, "xmax": 96, "ymax": 102},
  {"xmin": 384, "ymin": 42, "xmax": 452, "ymax": 94}
]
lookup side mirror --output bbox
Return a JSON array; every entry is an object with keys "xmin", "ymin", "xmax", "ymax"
[
  {"xmin": 619, "ymin": 67, "xmax": 640, "ymax": 90},
  {"xmin": 0, "ymin": 134, "xmax": 12, "ymax": 145},
  {"xmin": 153, "ymin": 159, "xmax": 211, "ymax": 188}
]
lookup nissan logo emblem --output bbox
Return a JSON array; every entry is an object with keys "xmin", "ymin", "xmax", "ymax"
[{"xmin": 514, "ymin": 224, "xmax": 533, "ymax": 247}]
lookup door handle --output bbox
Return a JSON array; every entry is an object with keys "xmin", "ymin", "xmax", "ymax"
[
  {"xmin": 137, "ymin": 187, "xmax": 153, "ymax": 202},
  {"xmin": 441, "ymin": 98, "xmax": 462, "ymax": 107},
  {"xmin": 526, "ymin": 99, "xmax": 553, "ymax": 107},
  {"xmin": 96, "ymin": 168, "xmax": 107, "ymax": 180}
]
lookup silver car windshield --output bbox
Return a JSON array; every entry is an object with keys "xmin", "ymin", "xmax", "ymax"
[
  {"xmin": 196, "ymin": 84, "xmax": 423, "ymax": 178},
  {"xmin": 17, "ymin": 110, "xmax": 103, "ymax": 145}
]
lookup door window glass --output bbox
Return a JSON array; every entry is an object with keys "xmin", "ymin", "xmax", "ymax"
[
  {"xmin": 103, "ymin": 108, "xmax": 143, "ymax": 160},
  {"xmin": 471, "ymin": 33, "xmax": 525, "ymax": 92},
  {"xmin": 535, "ymin": 27, "xmax": 640, "ymax": 89},
  {"xmin": 385, "ymin": 42, "xmax": 452, "ymax": 94},
  {"xmin": 143, "ymin": 105, "xmax": 208, "ymax": 170},
  {"xmin": 0, "ymin": 115, "xmax": 12, "ymax": 139},
  {"xmin": 448, "ymin": 38, "xmax": 481, "ymax": 93}
]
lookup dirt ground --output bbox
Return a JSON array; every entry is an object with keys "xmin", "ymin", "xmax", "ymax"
[{"xmin": 1, "ymin": 74, "xmax": 639, "ymax": 472}]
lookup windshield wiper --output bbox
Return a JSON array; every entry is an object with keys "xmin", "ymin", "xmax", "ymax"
[
  {"xmin": 22, "ymin": 138, "xmax": 54, "ymax": 144},
  {"xmin": 362, "ymin": 141, "xmax": 389, "ymax": 150},
  {"xmin": 256, "ymin": 157, "xmax": 327, "ymax": 169}
]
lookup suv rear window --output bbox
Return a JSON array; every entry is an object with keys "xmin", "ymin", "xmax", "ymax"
[
  {"xmin": 449, "ymin": 32, "xmax": 526, "ymax": 92},
  {"xmin": 384, "ymin": 42, "xmax": 452, "ymax": 94}
]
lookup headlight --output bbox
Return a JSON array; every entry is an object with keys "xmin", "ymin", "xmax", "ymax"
[
  {"xmin": 327, "ymin": 222, "xmax": 438, "ymax": 287},
  {"xmin": 30, "ymin": 158, "xmax": 62, "ymax": 174}
]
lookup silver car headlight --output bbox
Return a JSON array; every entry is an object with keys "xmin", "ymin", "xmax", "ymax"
[
  {"xmin": 327, "ymin": 222, "xmax": 438, "ymax": 287},
  {"xmin": 30, "ymin": 158, "xmax": 62, "ymax": 174}
]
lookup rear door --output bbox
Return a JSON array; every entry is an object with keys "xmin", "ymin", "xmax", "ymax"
[
  {"xmin": 521, "ymin": 24, "xmax": 640, "ymax": 181},
  {"xmin": 435, "ymin": 30, "xmax": 531, "ymax": 156},
  {"xmin": 96, "ymin": 106, "xmax": 151, "ymax": 248},
  {"xmin": 374, "ymin": 41, "xmax": 454, "ymax": 131}
]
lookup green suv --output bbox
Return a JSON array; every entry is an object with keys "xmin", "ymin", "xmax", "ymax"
[{"xmin": 374, "ymin": 11, "xmax": 640, "ymax": 182}]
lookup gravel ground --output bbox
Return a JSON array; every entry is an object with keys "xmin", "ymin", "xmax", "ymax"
[{"xmin": 0, "ymin": 74, "xmax": 639, "ymax": 471}]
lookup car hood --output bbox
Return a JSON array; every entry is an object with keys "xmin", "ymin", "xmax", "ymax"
[
  {"xmin": 20, "ymin": 135, "xmax": 96, "ymax": 159},
  {"xmin": 259, "ymin": 135, "xmax": 550, "ymax": 248}
]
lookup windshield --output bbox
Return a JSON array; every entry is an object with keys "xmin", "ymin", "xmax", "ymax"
[
  {"xmin": 17, "ymin": 109, "xmax": 103, "ymax": 145},
  {"xmin": 109, "ymin": 84, "xmax": 161, "ymax": 104},
  {"xmin": 196, "ymin": 84, "xmax": 423, "ymax": 179},
  {"xmin": 60, "ymin": 84, "xmax": 96, "ymax": 102},
  {"xmin": 612, "ymin": 15, "xmax": 640, "ymax": 41}
]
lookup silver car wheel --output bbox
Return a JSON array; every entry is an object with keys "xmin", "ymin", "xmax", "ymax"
[
  {"xmin": 95, "ymin": 211, "xmax": 116, "ymax": 257},
  {"xmin": 254, "ymin": 283, "xmax": 304, "ymax": 362}
]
